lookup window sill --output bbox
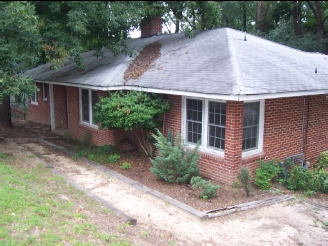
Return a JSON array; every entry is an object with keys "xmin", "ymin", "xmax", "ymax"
[
  {"xmin": 185, "ymin": 143, "xmax": 224, "ymax": 159},
  {"xmin": 30, "ymin": 102, "xmax": 38, "ymax": 106},
  {"xmin": 79, "ymin": 122, "xmax": 98, "ymax": 133},
  {"xmin": 242, "ymin": 150, "xmax": 265, "ymax": 163}
]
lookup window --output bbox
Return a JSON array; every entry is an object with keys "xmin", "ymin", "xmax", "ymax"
[
  {"xmin": 242, "ymin": 102, "xmax": 260, "ymax": 151},
  {"xmin": 30, "ymin": 91, "xmax": 38, "ymax": 104},
  {"xmin": 208, "ymin": 102, "xmax": 226, "ymax": 150},
  {"xmin": 42, "ymin": 83, "xmax": 48, "ymax": 100},
  {"xmin": 186, "ymin": 99, "xmax": 203, "ymax": 144},
  {"xmin": 185, "ymin": 98, "xmax": 226, "ymax": 153},
  {"xmin": 80, "ymin": 88, "xmax": 98, "ymax": 127}
]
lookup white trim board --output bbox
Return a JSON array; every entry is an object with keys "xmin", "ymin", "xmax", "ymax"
[{"xmin": 34, "ymin": 80, "xmax": 328, "ymax": 101}]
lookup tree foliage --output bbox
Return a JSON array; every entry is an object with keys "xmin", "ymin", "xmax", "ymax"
[{"xmin": 0, "ymin": 1, "xmax": 40, "ymax": 126}]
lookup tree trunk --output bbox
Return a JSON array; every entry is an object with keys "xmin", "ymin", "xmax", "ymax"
[
  {"xmin": 292, "ymin": 1, "xmax": 302, "ymax": 36},
  {"xmin": 306, "ymin": 1, "xmax": 326, "ymax": 53},
  {"xmin": 1, "ymin": 96, "xmax": 13, "ymax": 127},
  {"xmin": 242, "ymin": 1, "xmax": 247, "ymax": 32}
]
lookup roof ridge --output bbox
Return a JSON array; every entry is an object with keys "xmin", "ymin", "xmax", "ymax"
[{"xmin": 226, "ymin": 28, "xmax": 245, "ymax": 96}]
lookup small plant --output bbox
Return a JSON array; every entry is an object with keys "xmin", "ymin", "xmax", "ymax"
[
  {"xmin": 97, "ymin": 144, "xmax": 113, "ymax": 155},
  {"xmin": 254, "ymin": 159, "xmax": 280, "ymax": 189},
  {"xmin": 120, "ymin": 162, "xmax": 131, "ymax": 170},
  {"xmin": 190, "ymin": 176, "xmax": 220, "ymax": 199},
  {"xmin": 109, "ymin": 154, "xmax": 120, "ymax": 164},
  {"xmin": 81, "ymin": 131, "xmax": 92, "ymax": 147},
  {"xmin": 117, "ymin": 221, "xmax": 130, "ymax": 233},
  {"xmin": 237, "ymin": 167, "xmax": 252, "ymax": 197},
  {"xmin": 139, "ymin": 229, "xmax": 149, "ymax": 237}
]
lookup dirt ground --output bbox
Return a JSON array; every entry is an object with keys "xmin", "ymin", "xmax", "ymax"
[{"xmin": 1, "ymin": 119, "xmax": 328, "ymax": 245}]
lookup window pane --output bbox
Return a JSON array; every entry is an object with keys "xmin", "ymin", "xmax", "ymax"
[
  {"xmin": 82, "ymin": 89, "xmax": 89, "ymax": 122},
  {"xmin": 242, "ymin": 102, "xmax": 260, "ymax": 151},
  {"xmin": 91, "ymin": 91, "xmax": 98, "ymax": 125},
  {"xmin": 186, "ymin": 99, "xmax": 202, "ymax": 144},
  {"xmin": 208, "ymin": 101, "xmax": 226, "ymax": 150}
]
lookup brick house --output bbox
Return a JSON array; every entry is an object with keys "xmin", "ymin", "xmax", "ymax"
[{"xmin": 23, "ymin": 22, "xmax": 328, "ymax": 185}]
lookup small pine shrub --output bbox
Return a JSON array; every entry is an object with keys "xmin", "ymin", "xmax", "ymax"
[
  {"xmin": 254, "ymin": 160, "xmax": 280, "ymax": 189},
  {"xmin": 150, "ymin": 129, "xmax": 200, "ymax": 184},
  {"xmin": 237, "ymin": 167, "xmax": 252, "ymax": 197},
  {"xmin": 190, "ymin": 176, "xmax": 220, "ymax": 199}
]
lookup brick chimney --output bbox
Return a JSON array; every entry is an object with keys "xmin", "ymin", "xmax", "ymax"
[{"xmin": 140, "ymin": 17, "xmax": 163, "ymax": 38}]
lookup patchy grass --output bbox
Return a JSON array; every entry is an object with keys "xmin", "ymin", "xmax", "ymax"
[{"xmin": 0, "ymin": 156, "xmax": 135, "ymax": 246}]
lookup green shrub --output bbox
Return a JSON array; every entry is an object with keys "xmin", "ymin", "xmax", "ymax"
[
  {"xmin": 285, "ymin": 165, "xmax": 316, "ymax": 191},
  {"xmin": 97, "ymin": 144, "xmax": 115, "ymax": 155},
  {"xmin": 254, "ymin": 160, "xmax": 280, "ymax": 189},
  {"xmin": 237, "ymin": 167, "xmax": 252, "ymax": 196},
  {"xmin": 313, "ymin": 151, "xmax": 328, "ymax": 170},
  {"xmin": 120, "ymin": 162, "xmax": 131, "ymax": 170},
  {"xmin": 109, "ymin": 154, "xmax": 120, "ymax": 164},
  {"xmin": 150, "ymin": 129, "xmax": 200, "ymax": 184},
  {"xmin": 190, "ymin": 176, "xmax": 220, "ymax": 199},
  {"xmin": 313, "ymin": 168, "xmax": 328, "ymax": 193}
]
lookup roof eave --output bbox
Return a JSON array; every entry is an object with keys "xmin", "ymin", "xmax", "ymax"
[{"xmin": 35, "ymin": 79, "xmax": 327, "ymax": 101}]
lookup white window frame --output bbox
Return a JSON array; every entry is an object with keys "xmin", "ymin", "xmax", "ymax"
[
  {"xmin": 42, "ymin": 83, "xmax": 48, "ymax": 101},
  {"xmin": 182, "ymin": 96, "xmax": 226, "ymax": 157},
  {"xmin": 242, "ymin": 100, "xmax": 264, "ymax": 157},
  {"xmin": 30, "ymin": 91, "xmax": 38, "ymax": 105},
  {"xmin": 79, "ymin": 88, "xmax": 98, "ymax": 128}
]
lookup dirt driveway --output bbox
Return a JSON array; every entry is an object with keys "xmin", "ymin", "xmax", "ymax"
[{"xmin": 2, "ymin": 137, "xmax": 327, "ymax": 246}]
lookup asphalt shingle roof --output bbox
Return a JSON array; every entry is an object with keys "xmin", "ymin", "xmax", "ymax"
[{"xmin": 24, "ymin": 28, "xmax": 328, "ymax": 96}]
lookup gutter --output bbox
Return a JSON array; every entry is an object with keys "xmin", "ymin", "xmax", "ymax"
[{"xmin": 34, "ymin": 80, "xmax": 328, "ymax": 101}]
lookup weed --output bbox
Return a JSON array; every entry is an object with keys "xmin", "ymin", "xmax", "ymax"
[
  {"xmin": 0, "ymin": 153, "xmax": 9, "ymax": 159},
  {"xmin": 168, "ymin": 241, "xmax": 176, "ymax": 246},
  {"xmin": 117, "ymin": 221, "xmax": 130, "ymax": 233},
  {"xmin": 232, "ymin": 180, "xmax": 241, "ymax": 188},
  {"xmin": 109, "ymin": 154, "xmax": 120, "ymax": 164},
  {"xmin": 120, "ymin": 162, "xmax": 131, "ymax": 170},
  {"xmin": 164, "ymin": 201, "xmax": 170, "ymax": 206},
  {"xmin": 139, "ymin": 229, "xmax": 150, "ymax": 237}
]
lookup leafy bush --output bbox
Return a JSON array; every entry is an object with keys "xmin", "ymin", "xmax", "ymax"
[
  {"xmin": 284, "ymin": 165, "xmax": 316, "ymax": 191},
  {"xmin": 109, "ymin": 154, "xmax": 120, "ymax": 164},
  {"xmin": 190, "ymin": 176, "xmax": 220, "ymax": 199},
  {"xmin": 313, "ymin": 151, "xmax": 328, "ymax": 170},
  {"xmin": 150, "ymin": 129, "xmax": 200, "ymax": 184},
  {"xmin": 94, "ymin": 90, "xmax": 171, "ymax": 156},
  {"xmin": 254, "ymin": 160, "xmax": 280, "ymax": 189},
  {"xmin": 278, "ymin": 151, "xmax": 328, "ymax": 193},
  {"xmin": 237, "ymin": 167, "xmax": 252, "ymax": 196}
]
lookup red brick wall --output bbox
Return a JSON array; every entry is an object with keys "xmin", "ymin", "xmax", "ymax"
[
  {"xmin": 66, "ymin": 87, "xmax": 123, "ymax": 146},
  {"xmin": 27, "ymin": 85, "xmax": 328, "ymax": 185},
  {"xmin": 27, "ymin": 83, "xmax": 50, "ymax": 125},
  {"xmin": 243, "ymin": 95, "xmax": 328, "ymax": 180}
]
